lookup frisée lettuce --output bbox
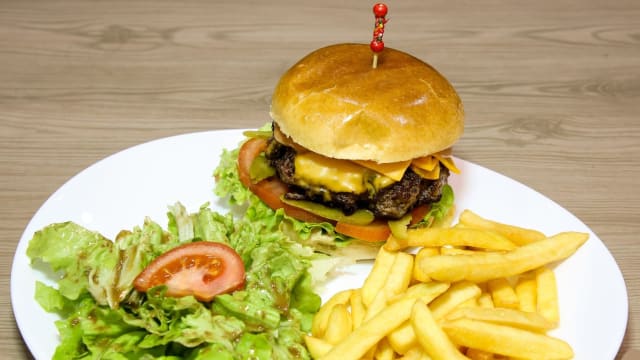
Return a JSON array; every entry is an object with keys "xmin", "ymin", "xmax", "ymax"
[{"xmin": 27, "ymin": 203, "xmax": 322, "ymax": 359}]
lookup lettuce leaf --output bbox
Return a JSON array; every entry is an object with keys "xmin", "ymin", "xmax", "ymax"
[{"xmin": 413, "ymin": 184, "xmax": 455, "ymax": 228}]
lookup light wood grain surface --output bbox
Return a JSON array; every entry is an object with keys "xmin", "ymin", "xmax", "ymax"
[{"xmin": 1, "ymin": 0, "xmax": 638, "ymax": 358}]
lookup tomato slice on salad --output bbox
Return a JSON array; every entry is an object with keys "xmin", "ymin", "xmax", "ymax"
[{"xmin": 133, "ymin": 242, "xmax": 245, "ymax": 302}]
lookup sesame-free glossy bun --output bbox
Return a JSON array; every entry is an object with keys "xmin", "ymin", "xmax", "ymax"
[{"xmin": 270, "ymin": 43, "xmax": 464, "ymax": 163}]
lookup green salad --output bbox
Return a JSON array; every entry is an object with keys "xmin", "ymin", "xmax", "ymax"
[{"xmin": 29, "ymin": 201, "xmax": 330, "ymax": 359}]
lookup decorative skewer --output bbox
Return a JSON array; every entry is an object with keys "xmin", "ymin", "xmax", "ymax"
[{"xmin": 370, "ymin": 3, "xmax": 388, "ymax": 69}]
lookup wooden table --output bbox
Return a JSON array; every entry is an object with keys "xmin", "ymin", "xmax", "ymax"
[{"xmin": 1, "ymin": 0, "xmax": 638, "ymax": 358}]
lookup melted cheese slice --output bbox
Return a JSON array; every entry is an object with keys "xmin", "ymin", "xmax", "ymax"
[
  {"xmin": 435, "ymin": 155, "xmax": 461, "ymax": 174},
  {"xmin": 412, "ymin": 154, "xmax": 460, "ymax": 177},
  {"xmin": 293, "ymin": 150, "xmax": 460, "ymax": 193},
  {"xmin": 411, "ymin": 164, "xmax": 441, "ymax": 180},
  {"xmin": 353, "ymin": 159, "xmax": 411, "ymax": 182},
  {"xmin": 411, "ymin": 155, "xmax": 439, "ymax": 172},
  {"xmin": 294, "ymin": 152, "xmax": 395, "ymax": 193}
]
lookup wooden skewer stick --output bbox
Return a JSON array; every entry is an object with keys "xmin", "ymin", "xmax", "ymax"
[{"xmin": 370, "ymin": 3, "xmax": 388, "ymax": 69}]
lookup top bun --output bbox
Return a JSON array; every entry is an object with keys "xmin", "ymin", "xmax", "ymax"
[{"xmin": 270, "ymin": 43, "xmax": 464, "ymax": 163}]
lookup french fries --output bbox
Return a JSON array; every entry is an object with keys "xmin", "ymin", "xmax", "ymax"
[
  {"xmin": 413, "ymin": 247, "xmax": 439, "ymax": 282},
  {"xmin": 458, "ymin": 209, "xmax": 546, "ymax": 245},
  {"xmin": 308, "ymin": 209, "xmax": 588, "ymax": 360},
  {"xmin": 387, "ymin": 282, "xmax": 450, "ymax": 354},
  {"xmin": 304, "ymin": 335, "xmax": 332, "ymax": 359},
  {"xmin": 385, "ymin": 227, "xmax": 517, "ymax": 252},
  {"xmin": 361, "ymin": 246, "xmax": 397, "ymax": 306},
  {"xmin": 442, "ymin": 318, "xmax": 573, "ymax": 359},
  {"xmin": 445, "ymin": 307, "xmax": 556, "ymax": 332},
  {"xmin": 487, "ymin": 278, "xmax": 519, "ymax": 309},
  {"xmin": 514, "ymin": 272, "xmax": 537, "ymax": 313},
  {"xmin": 323, "ymin": 303, "xmax": 352, "ymax": 344},
  {"xmin": 535, "ymin": 266, "xmax": 560, "ymax": 324},
  {"xmin": 429, "ymin": 281, "xmax": 481, "ymax": 320},
  {"xmin": 411, "ymin": 301, "xmax": 469, "ymax": 360},
  {"xmin": 415, "ymin": 232, "xmax": 588, "ymax": 282},
  {"xmin": 318, "ymin": 297, "xmax": 416, "ymax": 360},
  {"xmin": 311, "ymin": 288, "xmax": 352, "ymax": 338}
]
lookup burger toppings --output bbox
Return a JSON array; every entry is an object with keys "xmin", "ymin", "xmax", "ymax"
[{"xmin": 263, "ymin": 129, "xmax": 453, "ymax": 220}]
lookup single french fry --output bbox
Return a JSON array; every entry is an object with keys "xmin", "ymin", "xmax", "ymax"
[
  {"xmin": 445, "ymin": 307, "xmax": 556, "ymax": 332},
  {"xmin": 374, "ymin": 337, "xmax": 395, "ymax": 360},
  {"xmin": 487, "ymin": 278, "xmax": 519, "ymax": 309},
  {"xmin": 365, "ymin": 344, "xmax": 378, "ymax": 360},
  {"xmin": 385, "ymin": 227, "xmax": 517, "ymax": 252},
  {"xmin": 365, "ymin": 290, "xmax": 389, "ymax": 321},
  {"xmin": 535, "ymin": 266, "xmax": 560, "ymax": 325},
  {"xmin": 383, "ymin": 251, "xmax": 414, "ymax": 298},
  {"xmin": 460, "ymin": 297, "xmax": 480, "ymax": 309},
  {"xmin": 366, "ymin": 251, "xmax": 415, "ymax": 320},
  {"xmin": 387, "ymin": 321, "xmax": 418, "ymax": 355},
  {"xmin": 323, "ymin": 303, "xmax": 353, "ymax": 344},
  {"xmin": 399, "ymin": 347, "xmax": 433, "ymax": 360},
  {"xmin": 304, "ymin": 335, "xmax": 333, "ymax": 359},
  {"xmin": 387, "ymin": 282, "xmax": 451, "ymax": 354},
  {"xmin": 429, "ymin": 281, "xmax": 482, "ymax": 320},
  {"xmin": 319, "ymin": 298, "xmax": 416, "ymax": 360},
  {"xmin": 413, "ymin": 247, "xmax": 440, "ymax": 282},
  {"xmin": 410, "ymin": 301, "xmax": 469, "ymax": 360},
  {"xmin": 362, "ymin": 246, "xmax": 397, "ymax": 306},
  {"xmin": 465, "ymin": 348, "xmax": 494, "ymax": 360},
  {"xmin": 442, "ymin": 318, "xmax": 573, "ymax": 359},
  {"xmin": 477, "ymin": 293, "xmax": 494, "ymax": 308},
  {"xmin": 514, "ymin": 273, "xmax": 537, "ymax": 313},
  {"xmin": 350, "ymin": 289, "xmax": 366, "ymax": 329},
  {"xmin": 312, "ymin": 289, "xmax": 353, "ymax": 337},
  {"xmin": 440, "ymin": 246, "xmax": 479, "ymax": 255},
  {"xmin": 388, "ymin": 282, "xmax": 451, "ymax": 305},
  {"xmin": 458, "ymin": 210, "xmax": 546, "ymax": 245},
  {"xmin": 416, "ymin": 232, "xmax": 588, "ymax": 282}
]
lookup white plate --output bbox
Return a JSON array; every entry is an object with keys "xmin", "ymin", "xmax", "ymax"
[{"xmin": 11, "ymin": 129, "xmax": 628, "ymax": 359}]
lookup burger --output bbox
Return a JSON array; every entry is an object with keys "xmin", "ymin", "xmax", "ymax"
[{"xmin": 233, "ymin": 43, "xmax": 464, "ymax": 242}]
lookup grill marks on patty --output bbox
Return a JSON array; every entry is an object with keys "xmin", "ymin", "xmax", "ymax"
[{"xmin": 264, "ymin": 137, "xmax": 449, "ymax": 219}]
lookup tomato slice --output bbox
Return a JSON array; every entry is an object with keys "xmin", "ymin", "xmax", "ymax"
[
  {"xmin": 335, "ymin": 219, "xmax": 391, "ymax": 242},
  {"xmin": 237, "ymin": 138, "xmax": 328, "ymax": 223},
  {"xmin": 410, "ymin": 204, "xmax": 431, "ymax": 225},
  {"xmin": 237, "ymin": 137, "xmax": 268, "ymax": 189},
  {"xmin": 133, "ymin": 242, "xmax": 245, "ymax": 302}
]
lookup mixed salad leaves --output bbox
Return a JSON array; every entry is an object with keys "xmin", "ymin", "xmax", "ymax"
[
  {"xmin": 28, "ymin": 202, "xmax": 330, "ymax": 359},
  {"xmin": 26, "ymin": 132, "xmax": 455, "ymax": 359}
]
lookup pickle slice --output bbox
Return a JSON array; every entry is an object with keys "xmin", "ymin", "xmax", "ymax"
[
  {"xmin": 387, "ymin": 214, "xmax": 412, "ymax": 240},
  {"xmin": 280, "ymin": 197, "xmax": 375, "ymax": 225},
  {"xmin": 249, "ymin": 153, "xmax": 276, "ymax": 183},
  {"xmin": 242, "ymin": 129, "xmax": 272, "ymax": 139}
]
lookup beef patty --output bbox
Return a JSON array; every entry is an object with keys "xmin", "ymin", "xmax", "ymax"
[{"xmin": 265, "ymin": 137, "xmax": 449, "ymax": 219}]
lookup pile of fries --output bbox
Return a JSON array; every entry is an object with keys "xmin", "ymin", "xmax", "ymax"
[{"xmin": 306, "ymin": 210, "xmax": 589, "ymax": 360}]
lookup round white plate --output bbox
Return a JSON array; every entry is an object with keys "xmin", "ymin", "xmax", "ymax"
[{"xmin": 11, "ymin": 129, "xmax": 628, "ymax": 359}]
